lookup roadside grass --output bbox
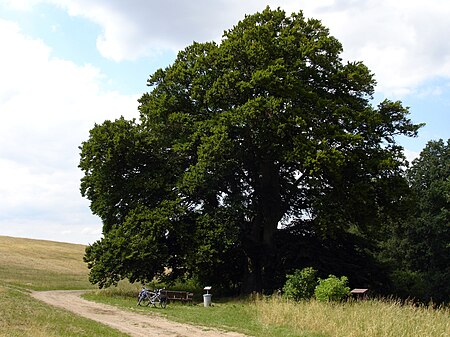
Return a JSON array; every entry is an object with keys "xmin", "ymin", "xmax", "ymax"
[
  {"xmin": 86, "ymin": 281, "xmax": 450, "ymax": 337},
  {"xmin": 84, "ymin": 284, "xmax": 323, "ymax": 337},
  {"xmin": 0, "ymin": 236, "xmax": 128, "ymax": 337},
  {"xmin": 0, "ymin": 286, "xmax": 128, "ymax": 337}
]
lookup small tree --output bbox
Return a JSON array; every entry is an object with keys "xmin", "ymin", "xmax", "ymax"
[
  {"xmin": 314, "ymin": 275, "xmax": 351, "ymax": 302},
  {"xmin": 283, "ymin": 267, "xmax": 318, "ymax": 301}
]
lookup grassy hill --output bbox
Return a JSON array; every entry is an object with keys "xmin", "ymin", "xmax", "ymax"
[
  {"xmin": 0, "ymin": 235, "xmax": 94, "ymax": 291},
  {"xmin": 0, "ymin": 235, "xmax": 128, "ymax": 337}
]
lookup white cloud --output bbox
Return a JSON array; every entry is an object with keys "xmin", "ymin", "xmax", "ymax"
[
  {"xmin": 6, "ymin": 1, "xmax": 450, "ymax": 96},
  {"xmin": 27, "ymin": 0, "xmax": 449, "ymax": 96},
  {"xmin": 1, "ymin": 1, "xmax": 448, "ymax": 244},
  {"xmin": 307, "ymin": 0, "xmax": 450, "ymax": 96},
  {"xmin": 0, "ymin": 18, "xmax": 139, "ymax": 244}
]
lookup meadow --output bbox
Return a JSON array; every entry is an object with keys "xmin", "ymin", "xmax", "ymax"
[
  {"xmin": 0, "ymin": 236, "xmax": 127, "ymax": 337},
  {"xmin": 86, "ymin": 282, "xmax": 450, "ymax": 337},
  {"xmin": 0, "ymin": 235, "xmax": 448, "ymax": 337}
]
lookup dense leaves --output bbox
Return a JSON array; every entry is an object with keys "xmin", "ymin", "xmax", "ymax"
[
  {"xmin": 283, "ymin": 267, "xmax": 318, "ymax": 301},
  {"xmin": 80, "ymin": 7, "xmax": 421, "ymax": 292},
  {"xmin": 314, "ymin": 275, "xmax": 351, "ymax": 302},
  {"xmin": 382, "ymin": 139, "xmax": 449, "ymax": 303}
]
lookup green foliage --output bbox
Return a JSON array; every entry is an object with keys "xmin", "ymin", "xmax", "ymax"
[
  {"xmin": 314, "ymin": 275, "xmax": 350, "ymax": 302},
  {"xmin": 389, "ymin": 270, "xmax": 428, "ymax": 301},
  {"xmin": 380, "ymin": 139, "xmax": 449, "ymax": 303},
  {"xmin": 406, "ymin": 139, "xmax": 449, "ymax": 275},
  {"xmin": 80, "ymin": 7, "xmax": 422, "ymax": 293},
  {"xmin": 406, "ymin": 139, "xmax": 450, "ymax": 304},
  {"xmin": 274, "ymin": 223, "xmax": 387, "ymax": 294},
  {"xmin": 283, "ymin": 267, "xmax": 318, "ymax": 301}
]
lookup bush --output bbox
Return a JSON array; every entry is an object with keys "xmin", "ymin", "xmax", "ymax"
[
  {"xmin": 390, "ymin": 269, "xmax": 427, "ymax": 301},
  {"xmin": 283, "ymin": 267, "xmax": 318, "ymax": 300},
  {"xmin": 314, "ymin": 275, "xmax": 351, "ymax": 302}
]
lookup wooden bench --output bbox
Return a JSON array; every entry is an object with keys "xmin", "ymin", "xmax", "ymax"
[
  {"xmin": 350, "ymin": 288, "xmax": 369, "ymax": 300},
  {"xmin": 161, "ymin": 290, "xmax": 194, "ymax": 303}
]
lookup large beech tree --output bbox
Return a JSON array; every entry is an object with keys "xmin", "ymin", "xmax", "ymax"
[{"xmin": 80, "ymin": 7, "xmax": 421, "ymax": 292}]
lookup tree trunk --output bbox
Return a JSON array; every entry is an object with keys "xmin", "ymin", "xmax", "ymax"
[{"xmin": 242, "ymin": 159, "xmax": 283, "ymax": 293}]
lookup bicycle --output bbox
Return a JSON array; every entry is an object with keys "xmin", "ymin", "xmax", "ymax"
[{"xmin": 137, "ymin": 288, "xmax": 167, "ymax": 308}]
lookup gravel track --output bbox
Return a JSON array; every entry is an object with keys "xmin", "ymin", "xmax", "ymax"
[{"xmin": 32, "ymin": 290, "xmax": 247, "ymax": 337}]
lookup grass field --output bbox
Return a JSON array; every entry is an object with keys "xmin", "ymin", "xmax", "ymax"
[
  {"xmin": 0, "ymin": 235, "xmax": 448, "ymax": 337},
  {"xmin": 0, "ymin": 236, "xmax": 94, "ymax": 291},
  {"xmin": 254, "ymin": 295, "xmax": 449, "ymax": 337},
  {"xmin": 0, "ymin": 236, "xmax": 128, "ymax": 337},
  {"xmin": 86, "ymin": 279, "xmax": 450, "ymax": 337}
]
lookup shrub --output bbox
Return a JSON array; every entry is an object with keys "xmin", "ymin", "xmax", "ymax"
[
  {"xmin": 390, "ymin": 269, "xmax": 427, "ymax": 301},
  {"xmin": 314, "ymin": 275, "xmax": 351, "ymax": 302},
  {"xmin": 283, "ymin": 267, "xmax": 318, "ymax": 300}
]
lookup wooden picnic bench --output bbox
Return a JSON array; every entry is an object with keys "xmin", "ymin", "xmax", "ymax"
[
  {"xmin": 161, "ymin": 290, "xmax": 194, "ymax": 303},
  {"xmin": 350, "ymin": 288, "xmax": 369, "ymax": 300}
]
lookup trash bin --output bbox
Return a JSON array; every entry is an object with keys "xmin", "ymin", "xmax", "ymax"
[
  {"xmin": 203, "ymin": 293, "xmax": 212, "ymax": 307},
  {"xmin": 203, "ymin": 286, "xmax": 212, "ymax": 307}
]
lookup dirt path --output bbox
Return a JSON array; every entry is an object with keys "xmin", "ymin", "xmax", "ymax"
[{"xmin": 32, "ymin": 290, "xmax": 248, "ymax": 337}]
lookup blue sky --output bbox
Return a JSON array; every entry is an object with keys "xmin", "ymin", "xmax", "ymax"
[{"xmin": 0, "ymin": 0, "xmax": 449, "ymax": 244}]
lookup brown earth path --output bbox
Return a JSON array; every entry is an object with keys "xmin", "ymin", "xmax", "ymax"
[{"xmin": 32, "ymin": 290, "xmax": 248, "ymax": 337}]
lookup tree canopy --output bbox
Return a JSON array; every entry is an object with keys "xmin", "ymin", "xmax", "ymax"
[
  {"xmin": 80, "ymin": 7, "xmax": 421, "ymax": 292},
  {"xmin": 382, "ymin": 139, "xmax": 449, "ymax": 303}
]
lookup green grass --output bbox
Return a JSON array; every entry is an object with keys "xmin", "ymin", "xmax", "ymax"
[
  {"xmin": 83, "ymin": 281, "xmax": 326, "ymax": 336},
  {"xmin": 86, "ymin": 281, "xmax": 449, "ymax": 337},
  {"xmin": 0, "ymin": 236, "xmax": 128, "ymax": 337},
  {"xmin": 84, "ymin": 287, "xmax": 322, "ymax": 337},
  {"xmin": 0, "ymin": 287, "xmax": 128, "ymax": 337},
  {"xmin": 1, "ymin": 235, "xmax": 448, "ymax": 337}
]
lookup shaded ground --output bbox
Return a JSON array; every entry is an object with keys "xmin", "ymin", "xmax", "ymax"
[{"xmin": 32, "ymin": 290, "xmax": 247, "ymax": 337}]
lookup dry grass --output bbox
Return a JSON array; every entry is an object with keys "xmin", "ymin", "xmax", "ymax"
[
  {"xmin": 0, "ymin": 236, "xmax": 129, "ymax": 336},
  {"xmin": 91, "ymin": 279, "xmax": 143, "ymax": 298},
  {"xmin": 0, "ymin": 235, "xmax": 86, "ymax": 273},
  {"xmin": 88, "ymin": 284, "xmax": 449, "ymax": 337},
  {"xmin": 0, "ymin": 235, "xmax": 93, "ymax": 290},
  {"xmin": 0, "ymin": 236, "xmax": 130, "ymax": 337},
  {"xmin": 253, "ymin": 296, "xmax": 450, "ymax": 337}
]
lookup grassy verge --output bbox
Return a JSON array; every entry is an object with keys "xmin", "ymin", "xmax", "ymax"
[
  {"xmin": 84, "ymin": 287, "xmax": 322, "ymax": 337},
  {"xmin": 85, "ymin": 281, "xmax": 449, "ymax": 337},
  {"xmin": 0, "ymin": 286, "xmax": 129, "ymax": 337},
  {"xmin": 0, "ymin": 236, "xmax": 129, "ymax": 337},
  {"xmin": 84, "ymin": 281, "xmax": 325, "ymax": 336}
]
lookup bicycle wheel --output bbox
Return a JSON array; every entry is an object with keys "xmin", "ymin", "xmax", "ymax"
[{"xmin": 138, "ymin": 293, "xmax": 151, "ymax": 306}]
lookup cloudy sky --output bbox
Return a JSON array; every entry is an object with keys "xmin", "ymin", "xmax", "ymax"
[{"xmin": 1, "ymin": 0, "xmax": 449, "ymax": 244}]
